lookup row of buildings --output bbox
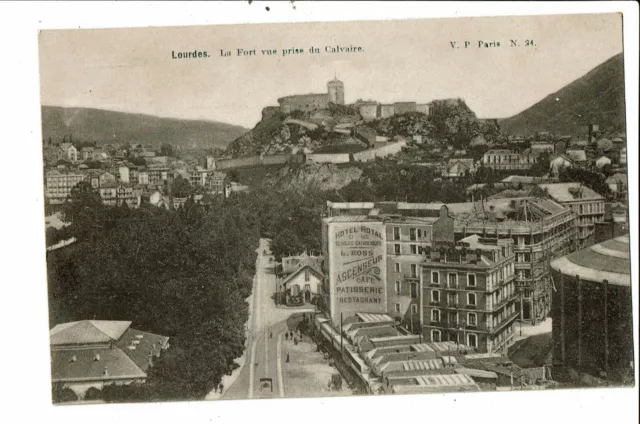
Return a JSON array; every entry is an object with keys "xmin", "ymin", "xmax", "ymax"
[
  {"xmin": 481, "ymin": 134, "xmax": 627, "ymax": 173},
  {"xmin": 319, "ymin": 177, "xmax": 626, "ymax": 352},
  {"xmin": 314, "ymin": 189, "xmax": 631, "ymax": 390},
  {"xmin": 44, "ymin": 163, "xmax": 234, "ymax": 207}
]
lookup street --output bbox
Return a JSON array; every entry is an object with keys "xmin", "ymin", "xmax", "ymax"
[{"xmin": 219, "ymin": 239, "xmax": 316, "ymax": 400}]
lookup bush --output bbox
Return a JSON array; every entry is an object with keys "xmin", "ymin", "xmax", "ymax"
[
  {"xmin": 52, "ymin": 384, "xmax": 78, "ymax": 403},
  {"xmin": 83, "ymin": 387, "xmax": 102, "ymax": 401}
]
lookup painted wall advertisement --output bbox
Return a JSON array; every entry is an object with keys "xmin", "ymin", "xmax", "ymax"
[{"xmin": 328, "ymin": 221, "xmax": 387, "ymax": 326}]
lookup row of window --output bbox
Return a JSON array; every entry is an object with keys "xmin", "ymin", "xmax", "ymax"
[
  {"xmin": 394, "ymin": 262, "xmax": 419, "ymax": 278},
  {"xmin": 430, "ymin": 271, "xmax": 476, "ymax": 288},
  {"xmin": 429, "ymin": 290, "xmax": 477, "ymax": 306},
  {"xmin": 431, "ymin": 310, "xmax": 478, "ymax": 327},
  {"xmin": 394, "ymin": 303, "xmax": 418, "ymax": 314},
  {"xmin": 392, "ymin": 227, "xmax": 429, "ymax": 241},
  {"xmin": 393, "ymin": 244, "xmax": 424, "ymax": 255},
  {"xmin": 430, "ymin": 330, "xmax": 478, "ymax": 348},
  {"xmin": 394, "ymin": 281, "xmax": 419, "ymax": 298}
]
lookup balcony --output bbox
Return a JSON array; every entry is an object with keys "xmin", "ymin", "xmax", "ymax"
[
  {"xmin": 491, "ymin": 292, "xmax": 518, "ymax": 311},
  {"xmin": 487, "ymin": 311, "xmax": 520, "ymax": 334}
]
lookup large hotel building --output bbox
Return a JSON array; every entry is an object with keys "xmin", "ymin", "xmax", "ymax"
[{"xmin": 322, "ymin": 197, "xmax": 576, "ymax": 353}]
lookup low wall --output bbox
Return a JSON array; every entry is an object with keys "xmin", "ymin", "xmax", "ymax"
[
  {"xmin": 307, "ymin": 153, "xmax": 351, "ymax": 164},
  {"xmin": 353, "ymin": 140, "xmax": 407, "ymax": 162},
  {"xmin": 213, "ymin": 153, "xmax": 302, "ymax": 170}
]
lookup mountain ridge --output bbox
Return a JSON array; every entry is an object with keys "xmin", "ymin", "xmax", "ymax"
[
  {"xmin": 499, "ymin": 52, "xmax": 626, "ymax": 135},
  {"xmin": 41, "ymin": 106, "xmax": 248, "ymax": 149}
]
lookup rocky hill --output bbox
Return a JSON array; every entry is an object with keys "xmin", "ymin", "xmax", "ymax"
[
  {"xmin": 224, "ymin": 98, "xmax": 496, "ymax": 158},
  {"xmin": 222, "ymin": 107, "xmax": 364, "ymax": 158},
  {"xmin": 265, "ymin": 162, "xmax": 363, "ymax": 192},
  {"xmin": 499, "ymin": 53, "xmax": 626, "ymax": 135},
  {"xmin": 41, "ymin": 106, "xmax": 247, "ymax": 149}
]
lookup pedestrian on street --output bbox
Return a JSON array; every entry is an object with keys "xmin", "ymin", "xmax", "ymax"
[
  {"xmin": 219, "ymin": 383, "xmax": 224, "ymax": 394},
  {"xmin": 270, "ymin": 331, "xmax": 273, "ymax": 339},
  {"xmin": 294, "ymin": 337, "xmax": 298, "ymax": 345},
  {"xmin": 286, "ymin": 353, "xmax": 290, "ymax": 363},
  {"xmin": 285, "ymin": 332, "xmax": 289, "ymax": 341}
]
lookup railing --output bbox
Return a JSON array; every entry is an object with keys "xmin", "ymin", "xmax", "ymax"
[
  {"xmin": 487, "ymin": 311, "xmax": 520, "ymax": 334},
  {"xmin": 491, "ymin": 292, "xmax": 519, "ymax": 311}
]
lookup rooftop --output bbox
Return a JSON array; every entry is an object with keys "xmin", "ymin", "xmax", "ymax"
[
  {"xmin": 550, "ymin": 235, "xmax": 630, "ymax": 286},
  {"xmin": 538, "ymin": 182, "xmax": 604, "ymax": 202},
  {"xmin": 50, "ymin": 320, "xmax": 132, "ymax": 346}
]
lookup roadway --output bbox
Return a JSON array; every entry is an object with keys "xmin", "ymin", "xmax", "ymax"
[{"xmin": 221, "ymin": 239, "xmax": 315, "ymax": 400}]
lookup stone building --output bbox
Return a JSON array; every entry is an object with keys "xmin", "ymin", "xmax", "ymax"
[{"xmin": 421, "ymin": 235, "xmax": 518, "ymax": 353}]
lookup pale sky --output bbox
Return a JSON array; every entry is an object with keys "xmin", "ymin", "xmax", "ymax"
[{"xmin": 39, "ymin": 13, "xmax": 623, "ymax": 128}]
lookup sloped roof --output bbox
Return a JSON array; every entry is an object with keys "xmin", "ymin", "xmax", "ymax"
[
  {"xmin": 538, "ymin": 182, "xmax": 603, "ymax": 202},
  {"xmin": 51, "ymin": 347, "xmax": 146, "ymax": 382},
  {"xmin": 50, "ymin": 321, "xmax": 132, "ymax": 346},
  {"xmin": 115, "ymin": 328, "xmax": 170, "ymax": 373},
  {"xmin": 606, "ymin": 173, "xmax": 627, "ymax": 185},
  {"xmin": 282, "ymin": 264, "xmax": 323, "ymax": 286}
]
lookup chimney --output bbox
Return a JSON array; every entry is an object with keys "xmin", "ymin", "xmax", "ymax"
[{"xmin": 103, "ymin": 366, "xmax": 108, "ymax": 377}]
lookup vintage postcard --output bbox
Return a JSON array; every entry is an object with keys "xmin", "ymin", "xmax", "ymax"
[{"xmin": 37, "ymin": 10, "xmax": 635, "ymax": 408}]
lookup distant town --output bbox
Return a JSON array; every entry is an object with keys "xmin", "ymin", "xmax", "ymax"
[{"xmin": 44, "ymin": 72, "xmax": 632, "ymax": 403}]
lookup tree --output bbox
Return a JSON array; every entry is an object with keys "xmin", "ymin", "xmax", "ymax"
[
  {"xmin": 132, "ymin": 157, "xmax": 147, "ymax": 166},
  {"xmin": 52, "ymin": 383, "xmax": 77, "ymax": 403},
  {"xmin": 83, "ymin": 387, "xmax": 102, "ymax": 401},
  {"xmin": 227, "ymin": 169, "xmax": 240, "ymax": 183},
  {"xmin": 530, "ymin": 152, "xmax": 551, "ymax": 177},
  {"xmin": 170, "ymin": 175, "xmax": 193, "ymax": 198},
  {"xmin": 160, "ymin": 143, "xmax": 174, "ymax": 157}
]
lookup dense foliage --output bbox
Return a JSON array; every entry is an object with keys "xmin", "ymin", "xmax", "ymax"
[
  {"xmin": 559, "ymin": 167, "xmax": 612, "ymax": 199},
  {"xmin": 48, "ymin": 189, "xmax": 259, "ymax": 401}
]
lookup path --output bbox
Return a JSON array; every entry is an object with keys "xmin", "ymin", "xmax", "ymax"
[{"xmin": 219, "ymin": 239, "xmax": 316, "ymax": 400}]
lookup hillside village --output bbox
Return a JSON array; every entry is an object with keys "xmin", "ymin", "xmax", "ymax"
[{"xmin": 43, "ymin": 54, "xmax": 632, "ymax": 403}]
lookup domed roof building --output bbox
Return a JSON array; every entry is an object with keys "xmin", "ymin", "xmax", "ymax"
[{"xmin": 550, "ymin": 234, "xmax": 633, "ymax": 385}]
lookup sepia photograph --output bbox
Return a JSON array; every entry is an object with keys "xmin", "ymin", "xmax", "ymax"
[{"xmin": 30, "ymin": 4, "xmax": 637, "ymax": 411}]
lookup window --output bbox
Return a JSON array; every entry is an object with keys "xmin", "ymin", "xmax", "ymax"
[
  {"xmin": 305, "ymin": 269, "xmax": 310, "ymax": 282},
  {"xmin": 410, "ymin": 228, "xmax": 417, "ymax": 241},
  {"xmin": 395, "ymin": 281, "xmax": 401, "ymax": 294},
  {"xmin": 431, "ymin": 330, "xmax": 441, "ymax": 342},
  {"xmin": 431, "ymin": 271, "xmax": 439, "ymax": 285},
  {"xmin": 395, "ymin": 263, "xmax": 401, "ymax": 273},
  {"xmin": 449, "ymin": 312, "xmax": 458, "ymax": 326},
  {"xmin": 393, "ymin": 227, "xmax": 401, "ymax": 240},
  {"xmin": 467, "ymin": 312, "xmax": 477, "ymax": 327},
  {"xmin": 431, "ymin": 309, "xmax": 441, "ymax": 322},
  {"xmin": 394, "ymin": 244, "xmax": 401, "ymax": 254},
  {"xmin": 448, "ymin": 273, "xmax": 458, "ymax": 288},
  {"xmin": 467, "ymin": 273, "xmax": 476, "ymax": 287},
  {"xmin": 447, "ymin": 292, "xmax": 458, "ymax": 306},
  {"xmin": 411, "ymin": 304, "xmax": 418, "ymax": 314},
  {"xmin": 417, "ymin": 229, "xmax": 423, "ymax": 238},
  {"xmin": 410, "ymin": 264, "xmax": 418, "ymax": 278},
  {"xmin": 395, "ymin": 303, "xmax": 401, "ymax": 313},
  {"xmin": 410, "ymin": 283, "xmax": 418, "ymax": 299},
  {"xmin": 410, "ymin": 244, "xmax": 418, "ymax": 254},
  {"xmin": 467, "ymin": 333, "xmax": 478, "ymax": 348},
  {"xmin": 431, "ymin": 290, "xmax": 440, "ymax": 303},
  {"xmin": 467, "ymin": 293, "xmax": 477, "ymax": 307}
]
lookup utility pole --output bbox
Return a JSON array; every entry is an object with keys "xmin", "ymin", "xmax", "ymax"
[
  {"xmin": 340, "ymin": 313, "xmax": 344, "ymax": 356},
  {"xmin": 519, "ymin": 291, "xmax": 523, "ymax": 336},
  {"xmin": 604, "ymin": 279, "xmax": 609, "ymax": 381}
]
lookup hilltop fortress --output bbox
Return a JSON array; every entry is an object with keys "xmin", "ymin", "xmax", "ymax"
[{"xmin": 267, "ymin": 77, "xmax": 458, "ymax": 122}]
